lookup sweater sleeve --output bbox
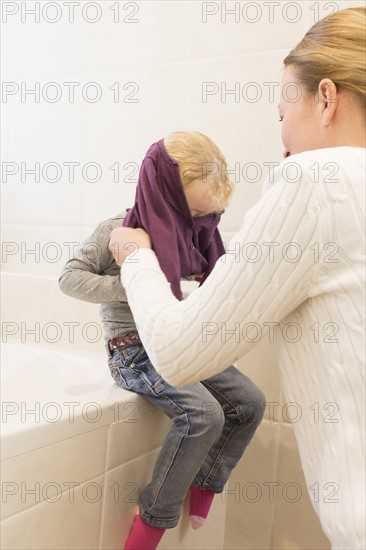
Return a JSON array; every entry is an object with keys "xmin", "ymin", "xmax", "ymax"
[
  {"xmin": 121, "ymin": 161, "xmax": 324, "ymax": 386},
  {"xmin": 59, "ymin": 218, "xmax": 128, "ymax": 303}
]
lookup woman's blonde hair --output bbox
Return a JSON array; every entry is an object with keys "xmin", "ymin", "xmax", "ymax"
[
  {"xmin": 284, "ymin": 7, "xmax": 366, "ymax": 108},
  {"xmin": 164, "ymin": 131, "xmax": 234, "ymax": 212}
]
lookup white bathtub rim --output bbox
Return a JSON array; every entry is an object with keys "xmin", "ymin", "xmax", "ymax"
[{"xmin": 1, "ymin": 341, "xmax": 155, "ymax": 460}]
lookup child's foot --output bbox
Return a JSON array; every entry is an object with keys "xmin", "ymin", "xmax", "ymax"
[
  {"xmin": 124, "ymin": 514, "xmax": 166, "ymax": 550},
  {"xmin": 189, "ymin": 486, "xmax": 215, "ymax": 529}
]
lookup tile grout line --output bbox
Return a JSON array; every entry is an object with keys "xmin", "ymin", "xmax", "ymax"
[{"xmin": 98, "ymin": 422, "xmax": 113, "ymax": 550}]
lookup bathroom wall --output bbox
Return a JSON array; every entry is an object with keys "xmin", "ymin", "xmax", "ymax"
[{"xmin": 2, "ymin": 1, "xmax": 364, "ymax": 548}]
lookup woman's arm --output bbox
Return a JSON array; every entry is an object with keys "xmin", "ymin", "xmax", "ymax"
[{"xmin": 119, "ymin": 163, "xmax": 324, "ymax": 386}]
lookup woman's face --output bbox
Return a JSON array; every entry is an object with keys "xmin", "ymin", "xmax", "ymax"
[{"xmin": 279, "ymin": 66, "xmax": 323, "ymax": 158}]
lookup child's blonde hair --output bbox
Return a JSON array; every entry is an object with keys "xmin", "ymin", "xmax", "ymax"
[
  {"xmin": 164, "ymin": 131, "xmax": 234, "ymax": 212},
  {"xmin": 284, "ymin": 7, "xmax": 366, "ymax": 109}
]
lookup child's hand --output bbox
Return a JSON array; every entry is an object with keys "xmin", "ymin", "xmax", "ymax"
[{"xmin": 109, "ymin": 227, "xmax": 152, "ymax": 266}]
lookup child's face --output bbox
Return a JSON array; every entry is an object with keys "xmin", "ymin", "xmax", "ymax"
[{"xmin": 184, "ymin": 178, "xmax": 216, "ymax": 217}]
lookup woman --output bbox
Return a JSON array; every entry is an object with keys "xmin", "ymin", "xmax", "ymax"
[{"xmin": 109, "ymin": 8, "xmax": 365, "ymax": 549}]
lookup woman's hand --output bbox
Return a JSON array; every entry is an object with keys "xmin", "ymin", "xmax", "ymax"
[{"xmin": 109, "ymin": 227, "xmax": 152, "ymax": 266}]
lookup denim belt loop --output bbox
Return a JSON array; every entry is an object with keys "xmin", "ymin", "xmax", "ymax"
[{"xmin": 105, "ymin": 342, "xmax": 113, "ymax": 360}]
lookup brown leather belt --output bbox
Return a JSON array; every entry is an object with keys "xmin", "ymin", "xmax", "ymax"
[{"xmin": 107, "ymin": 332, "xmax": 141, "ymax": 352}]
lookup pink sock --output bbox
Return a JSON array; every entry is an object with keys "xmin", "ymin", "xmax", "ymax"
[
  {"xmin": 124, "ymin": 514, "xmax": 166, "ymax": 550},
  {"xmin": 189, "ymin": 486, "xmax": 215, "ymax": 529}
]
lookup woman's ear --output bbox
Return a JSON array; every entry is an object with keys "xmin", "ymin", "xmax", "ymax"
[{"xmin": 318, "ymin": 78, "xmax": 339, "ymax": 126}]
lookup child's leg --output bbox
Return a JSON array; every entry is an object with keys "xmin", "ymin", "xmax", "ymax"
[
  {"xmin": 189, "ymin": 366, "xmax": 266, "ymax": 524},
  {"xmin": 124, "ymin": 514, "xmax": 166, "ymax": 550},
  {"xmin": 108, "ymin": 344, "xmax": 225, "ymax": 542},
  {"xmin": 136, "ymin": 375, "xmax": 224, "ymax": 529},
  {"xmin": 189, "ymin": 485, "xmax": 216, "ymax": 529}
]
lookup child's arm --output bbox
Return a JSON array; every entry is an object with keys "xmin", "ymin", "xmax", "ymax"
[{"xmin": 59, "ymin": 215, "xmax": 127, "ymax": 304}]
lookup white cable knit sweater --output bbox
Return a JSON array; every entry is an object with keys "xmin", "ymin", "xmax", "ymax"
[{"xmin": 121, "ymin": 146, "xmax": 365, "ymax": 549}]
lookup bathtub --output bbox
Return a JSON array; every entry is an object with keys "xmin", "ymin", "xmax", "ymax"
[
  {"xmin": 0, "ymin": 340, "xmax": 227, "ymax": 550},
  {"xmin": 1, "ymin": 341, "xmax": 145, "ymax": 460}
]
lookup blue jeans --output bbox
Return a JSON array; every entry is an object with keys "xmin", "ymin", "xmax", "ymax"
[{"xmin": 107, "ymin": 343, "xmax": 266, "ymax": 529}]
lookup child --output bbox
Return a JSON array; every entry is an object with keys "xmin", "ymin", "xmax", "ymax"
[{"xmin": 59, "ymin": 132, "xmax": 266, "ymax": 550}]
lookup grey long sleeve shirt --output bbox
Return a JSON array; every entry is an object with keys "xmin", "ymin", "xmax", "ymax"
[{"xmin": 58, "ymin": 211, "xmax": 137, "ymax": 342}]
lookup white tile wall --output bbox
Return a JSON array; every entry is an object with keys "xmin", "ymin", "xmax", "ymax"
[
  {"xmin": 1, "ymin": 226, "xmax": 83, "ymax": 278},
  {"xmin": 186, "ymin": 49, "xmax": 286, "ymax": 232},
  {"xmin": 1, "ymin": 474, "xmax": 105, "ymax": 550},
  {"xmin": 1, "ymin": 426, "xmax": 109, "ymax": 520},
  {"xmin": 189, "ymin": 0, "xmax": 309, "ymax": 58},
  {"xmin": 89, "ymin": 2, "xmax": 193, "ymax": 71}
]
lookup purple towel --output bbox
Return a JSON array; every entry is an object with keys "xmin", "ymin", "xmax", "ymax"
[{"xmin": 123, "ymin": 139, "xmax": 225, "ymax": 300}]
